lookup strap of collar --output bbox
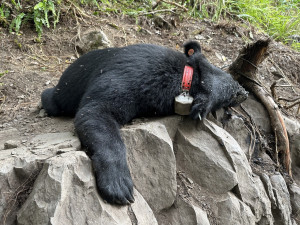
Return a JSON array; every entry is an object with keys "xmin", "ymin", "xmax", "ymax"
[{"xmin": 181, "ymin": 65, "xmax": 194, "ymax": 91}]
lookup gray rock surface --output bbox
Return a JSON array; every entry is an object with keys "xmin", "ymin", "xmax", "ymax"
[
  {"xmin": 1, "ymin": 100, "xmax": 298, "ymax": 225},
  {"xmin": 223, "ymin": 115, "xmax": 250, "ymax": 156},
  {"xmin": 0, "ymin": 128, "xmax": 20, "ymax": 149},
  {"xmin": 4, "ymin": 139, "xmax": 19, "ymax": 149},
  {"xmin": 203, "ymin": 119, "xmax": 273, "ymax": 224},
  {"xmin": 283, "ymin": 116, "xmax": 300, "ymax": 185},
  {"xmin": 216, "ymin": 192, "xmax": 255, "ymax": 225},
  {"xmin": 270, "ymin": 174, "xmax": 293, "ymax": 225},
  {"xmin": 122, "ymin": 121, "xmax": 177, "ymax": 212},
  {"xmin": 76, "ymin": 29, "xmax": 111, "ymax": 55},
  {"xmin": 17, "ymin": 151, "xmax": 157, "ymax": 225},
  {"xmin": 0, "ymin": 147, "xmax": 50, "ymax": 225},
  {"xmin": 241, "ymin": 94, "xmax": 271, "ymax": 133},
  {"xmin": 156, "ymin": 197, "xmax": 210, "ymax": 225},
  {"xmin": 289, "ymin": 183, "xmax": 300, "ymax": 222},
  {"xmin": 176, "ymin": 119, "xmax": 238, "ymax": 194}
]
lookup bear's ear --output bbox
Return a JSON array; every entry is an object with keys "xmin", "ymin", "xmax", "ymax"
[{"xmin": 184, "ymin": 41, "xmax": 201, "ymax": 57}]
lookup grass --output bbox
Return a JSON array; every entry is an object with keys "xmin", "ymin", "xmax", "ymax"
[
  {"xmin": 186, "ymin": 0, "xmax": 300, "ymax": 50},
  {"xmin": 225, "ymin": 0, "xmax": 300, "ymax": 50},
  {"xmin": 0, "ymin": 0, "xmax": 299, "ymax": 51}
]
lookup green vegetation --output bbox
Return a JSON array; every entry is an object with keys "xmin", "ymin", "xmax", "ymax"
[
  {"xmin": 0, "ymin": 0, "xmax": 101, "ymax": 38},
  {"xmin": 223, "ymin": 0, "xmax": 300, "ymax": 50},
  {"xmin": 0, "ymin": 0, "xmax": 299, "ymax": 50},
  {"xmin": 0, "ymin": 70, "xmax": 9, "ymax": 77}
]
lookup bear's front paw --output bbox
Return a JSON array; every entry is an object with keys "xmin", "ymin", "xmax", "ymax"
[
  {"xmin": 190, "ymin": 98, "xmax": 211, "ymax": 120},
  {"xmin": 93, "ymin": 159, "xmax": 134, "ymax": 205}
]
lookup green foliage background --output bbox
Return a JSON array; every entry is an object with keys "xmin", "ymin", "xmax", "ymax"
[{"xmin": 0, "ymin": 0, "xmax": 299, "ymax": 50}]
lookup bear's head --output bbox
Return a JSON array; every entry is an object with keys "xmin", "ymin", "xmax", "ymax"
[{"xmin": 183, "ymin": 41, "xmax": 248, "ymax": 119}]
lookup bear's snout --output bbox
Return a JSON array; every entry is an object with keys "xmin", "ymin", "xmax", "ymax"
[{"xmin": 231, "ymin": 85, "xmax": 248, "ymax": 107}]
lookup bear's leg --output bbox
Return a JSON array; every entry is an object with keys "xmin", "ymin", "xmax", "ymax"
[
  {"xmin": 41, "ymin": 88, "xmax": 61, "ymax": 116},
  {"xmin": 75, "ymin": 104, "xmax": 134, "ymax": 205}
]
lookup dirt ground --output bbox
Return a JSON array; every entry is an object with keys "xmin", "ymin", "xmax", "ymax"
[{"xmin": 0, "ymin": 8, "xmax": 299, "ymax": 160}]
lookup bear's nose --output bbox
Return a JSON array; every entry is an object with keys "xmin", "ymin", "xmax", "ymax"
[{"xmin": 236, "ymin": 87, "xmax": 248, "ymax": 103}]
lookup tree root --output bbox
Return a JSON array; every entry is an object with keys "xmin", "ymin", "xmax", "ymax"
[{"xmin": 229, "ymin": 39, "xmax": 292, "ymax": 177}]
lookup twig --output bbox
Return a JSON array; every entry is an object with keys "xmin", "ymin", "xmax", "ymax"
[
  {"xmin": 285, "ymin": 100, "xmax": 300, "ymax": 109},
  {"xmin": 269, "ymin": 58, "xmax": 296, "ymax": 94},
  {"xmin": 65, "ymin": 0, "xmax": 92, "ymax": 19},
  {"xmin": 139, "ymin": 8, "xmax": 176, "ymax": 15},
  {"xmin": 161, "ymin": 0, "xmax": 188, "ymax": 11},
  {"xmin": 270, "ymin": 81, "xmax": 277, "ymax": 100},
  {"xmin": 0, "ymin": 92, "xmax": 6, "ymax": 110},
  {"xmin": 152, "ymin": 0, "xmax": 188, "ymax": 11},
  {"xmin": 274, "ymin": 84, "xmax": 295, "ymax": 88},
  {"xmin": 274, "ymin": 129, "xmax": 279, "ymax": 167},
  {"xmin": 278, "ymin": 97, "xmax": 300, "ymax": 102},
  {"xmin": 122, "ymin": 28, "xmax": 128, "ymax": 46}
]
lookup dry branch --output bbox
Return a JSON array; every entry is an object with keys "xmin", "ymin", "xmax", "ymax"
[{"xmin": 229, "ymin": 39, "xmax": 292, "ymax": 177}]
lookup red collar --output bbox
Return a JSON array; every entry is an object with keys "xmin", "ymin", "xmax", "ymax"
[{"xmin": 181, "ymin": 65, "xmax": 194, "ymax": 91}]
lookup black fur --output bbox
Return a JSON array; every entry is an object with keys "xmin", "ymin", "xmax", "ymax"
[{"xmin": 41, "ymin": 41, "xmax": 248, "ymax": 205}]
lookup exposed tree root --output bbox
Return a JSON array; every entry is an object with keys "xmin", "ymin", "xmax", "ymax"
[{"xmin": 229, "ymin": 39, "xmax": 292, "ymax": 177}]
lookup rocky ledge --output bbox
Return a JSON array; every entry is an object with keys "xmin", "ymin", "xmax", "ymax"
[{"xmin": 1, "ymin": 96, "xmax": 300, "ymax": 225}]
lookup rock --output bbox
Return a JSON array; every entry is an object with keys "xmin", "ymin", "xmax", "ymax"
[
  {"xmin": 17, "ymin": 151, "xmax": 157, "ymax": 225},
  {"xmin": 203, "ymin": 119, "xmax": 273, "ymax": 224},
  {"xmin": 193, "ymin": 204, "xmax": 210, "ymax": 225},
  {"xmin": 270, "ymin": 174, "xmax": 293, "ymax": 225},
  {"xmin": 195, "ymin": 34, "xmax": 206, "ymax": 40},
  {"xmin": 260, "ymin": 173, "xmax": 277, "ymax": 208},
  {"xmin": 216, "ymin": 192, "xmax": 255, "ymax": 225},
  {"xmin": 241, "ymin": 94, "xmax": 271, "ymax": 133},
  {"xmin": 130, "ymin": 191, "xmax": 158, "ymax": 225},
  {"xmin": 151, "ymin": 116, "xmax": 182, "ymax": 141},
  {"xmin": 0, "ymin": 147, "xmax": 46, "ymax": 225},
  {"xmin": 288, "ymin": 183, "xmax": 300, "ymax": 222},
  {"xmin": 176, "ymin": 118, "xmax": 238, "ymax": 194},
  {"xmin": 4, "ymin": 140, "xmax": 19, "ymax": 149},
  {"xmin": 283, "ymin": 116, "xmax": 300, "ymax": 172},
  {"xmin": 0, "ymin": 128, "xmax": 20, "ymax": 150},
  {"xmin": 76, "ymin": 29, "xmax": 111, "ymax": 55},
  {"xmin": 153, "ymin": 16, "xmax": 172, "ymax": 30},
  {"xmin": 223, "ymin": 115, "xmax": 250, "ymax": 156},
  {"xmin": 31, "ymin": 132, "xmax": 80, "ymax": 150},
  {"xmin": 157, "ymin": 197, "xmax": 210, "ymax": 225},
  {"xmin": 121, "ymin": 121, "xmax": 177, "ymax": 212},
  {"xmin": 0, "ymin": 132, "xmax": 82, "ymax": 225},
  {"xmin": 38, "ymin": 109, "xmax": 47, "ymax": 118}
]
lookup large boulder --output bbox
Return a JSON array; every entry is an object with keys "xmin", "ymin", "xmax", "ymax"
[
  {"xmin": 121, "ymin": 121, "xmax": 177, "ymax": 212},
  {"xmin": 0, "ymin": 147, "xmax": 43, "ymax": 225},
  {"xmin": 0, "ymin": 132, "xmax": 83, "ymax": 225},
  {"xmin": 17, "ymin": 151, "xmax": 157, "ymax": 225},
  {"xmin": 203, "ymin": 119, "xmax": 273, "ymax": 224},
  {"xmin": 175, "ymin": 119, "xmax": 238, "ymax": 194}
]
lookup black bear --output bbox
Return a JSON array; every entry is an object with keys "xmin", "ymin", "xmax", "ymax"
[{"xmin": 41, "ymin": 41, "xmax": 248, "ymax": 205}]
